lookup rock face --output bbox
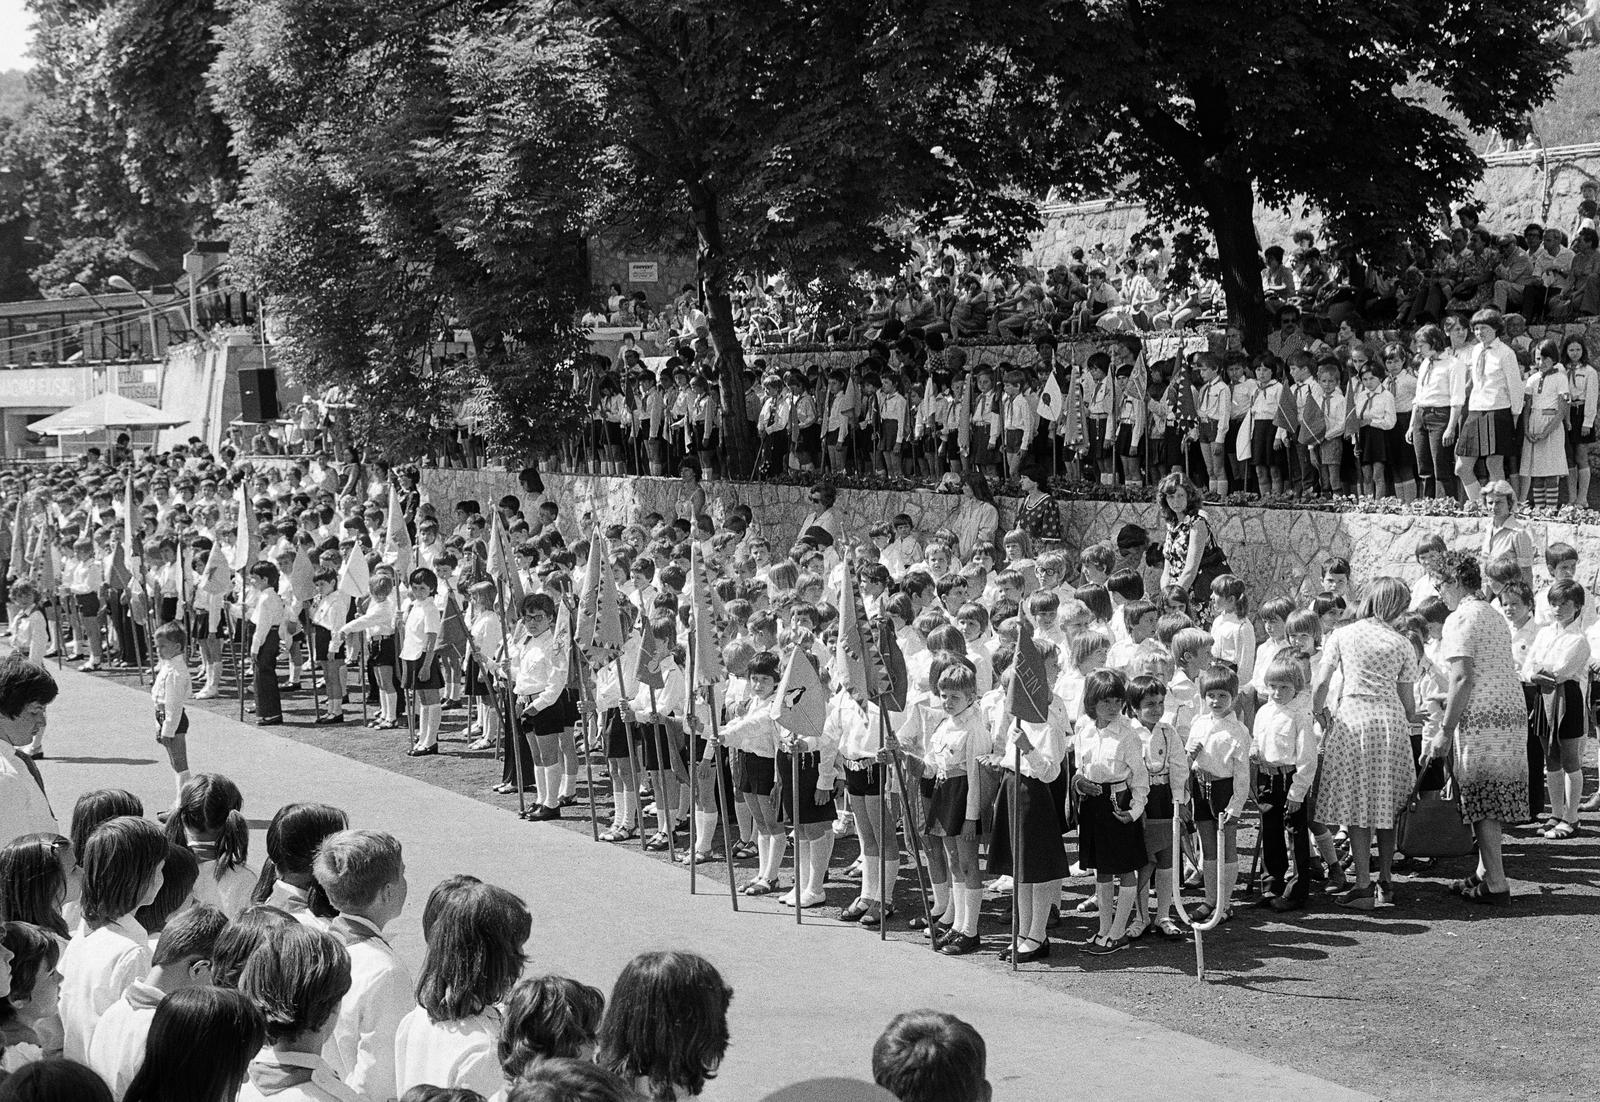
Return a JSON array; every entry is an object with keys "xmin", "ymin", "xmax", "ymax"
[{"xmin": 422, "ymin": 470, "xmax": 1599, "ymax": 606}]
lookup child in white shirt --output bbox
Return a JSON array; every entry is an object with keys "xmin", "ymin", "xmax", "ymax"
[
  {"xmin": 1184, "ymin": 667, "xmax": 1251, "ymax": 924},
  {"xmin": 152, "ymin": 622, "xmax": 193, "ymax": 800}
]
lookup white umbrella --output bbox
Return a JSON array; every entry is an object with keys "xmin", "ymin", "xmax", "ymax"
[{"xmin": 28, "ymin": 391, "xmax": 188, "ymax": 436}]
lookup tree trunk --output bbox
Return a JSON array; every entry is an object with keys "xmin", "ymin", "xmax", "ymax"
[
  {"xmin": 688, "ymin": 184, "xmax": 755, "ymax": 479},
  {"xmin": 1204, "ymin": 173, "xmax": 1272, "ymax": 354}
]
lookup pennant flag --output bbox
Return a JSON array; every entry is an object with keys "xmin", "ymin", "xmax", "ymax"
[
  {"xmin": 871, "ymin": 615, "xmax": 908, "ymax": 712},
  {"xmin": 1008, "ymin": 615, "xmax": 1052, "ymax": 724},
  {"xmin": 8, "ymin": 495, "xmax": 29, "ymax": 582},
  {"xmin": 835, "ymin": 565, "xmax": 890, "ymax": 703},
  {"xmin": 955, "ymin": 372, "xmax": 972, "ymax": 452},
  {"xmin": 337, "ymin": 543, "xmax": 371, "ymax": 600},
  {"xmin": 200, "ymin": 541, "xmax": 232, "ymax": 596},
  {"xmin": 576, "ymin": 535, "xmax": 624, "ymax": 672},
  {"xmin": 634, "ymin": 614, "xmax": 666, "ymax": 692},
  {"xmin": 1344, "ymin": 380, "xmax": 1361, "ymax": 442},
  {"xmin": 31, "ymin": 519, "xmax": 56, "ymax": 595},
  {"xmin": 1164, "ymin": 362, "xmax": 1197, "ymax": 438},
  {"xmin": 1272, "ymin": 380, "xmax": 1299, "ymax": 437},
  {"xmin": 440, "ymin": 592, "xmax": 469, "ymax": 662},
  {"xmin": 228, "ymin": 480, "xmax": 256, "ymax": 573},
  {"xmin": 122, "ymin": 473, "xmax": 140, "ymax": 575},
  {"xmin": 688, "ymin": 542, "xmax": 725, "ymax": 688},
  {"xmin": 775, "ymin": 646, "xmax": 827, "ymax": 743},
  {"xmin": 1298, "ymin": 385, "xmax": 1326, "ymax": 445},
  {"xmin": 107, "ymin": 538, "xmax": 132, "ymax": 592},
  {"xmin": 486, "ymin": 510, "xmax": 525, "ymax": 610},
  {"xmin": 1037, "ymin": 368, "xmax": 1064, "ymax": 423},
  {"xmin": 288, "ymin": 547, "xmax": 315, "ymax": 605},
  {"xmin": 386, "ymin": 484, "xmax": 413, "ymax": 577}
]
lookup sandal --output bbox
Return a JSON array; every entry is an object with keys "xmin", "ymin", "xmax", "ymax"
[
  {"xmin": 1189, "ymin": 902, "xmax": 1215, "ymax": 923},
  {"xmin": 1543, "ymin": 821, "xmax": 1578, "ymax": 840},
  {"xmin": 1460, "ymin": 881, "xmax": 1511, "ymax": 905},
  {"xmin": 675, "ymin": 849, "xmax": 718, "ymax": 865},
  {"xmin": 1447, "ymin": 873, "xmax": 1483, "ymax": 894},
  {"xmin": 732, "ymin": 841, "xmax": 758, "ymax": 860},
  {"xmin": 742, "ymin": 877, "xmax": 775, "ymax": 896},
  {"xmin": 643, "ymin": 832, "xmax": 670, "ymax": 852},
  {"xmin": 1334, "ymin": 886, "xmax": 1375, "ymax": 910},
  {"xmin": 1154, "ymin": 918, "xmax": 1190, "ymax": 940},
  {"xmin": 599, "ymin": 826, "xmax": 638, "ymax": 843},
  {"xmin": 840, "ymin": 897, "xmax": 870, "ymax": 922}
]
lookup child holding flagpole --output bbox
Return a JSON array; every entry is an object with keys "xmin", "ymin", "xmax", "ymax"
[
  {"xmin": 774, "ymin": 646, "xmax": 839, "ymax": 910},
  {"xmin": 718, "ymin": 649, "xmax": 786, "ymax": 893}
]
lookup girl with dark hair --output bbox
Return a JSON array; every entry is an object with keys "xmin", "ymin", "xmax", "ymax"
[
  {"xmin": 1156, "ymin": 473, "xmax": 1225, "ymax": 601},
  {"xmin": 498, "ymin": 975, "xmax": 606, "ymax": 1083},
  {"xmin": 0, "ymin": 834, "xmax": 72, "ymax": 940},
  {"xmin": 0, "ymin": 1059, "xmax": 115, "ymax": 1102},
  {"xmin": 236, "ymin": 925, "xmax": 355, "ymax": 1101},
  {"xmin": 166, "ymin": 774, "xmax": 256, "ymax": 919},
  {"xmin": 396, "ymin": 879, "xmax": 531, "ymax": 1098},
  {"xmin": 122, "ymin": 986, "xmax": 265, "ymax": 1102},
  {"xmin": 509, "ymin": 1060, "xmax": 640, "ymax": 1102},
  {"xmin": 0, "ymin": 921, "xmax": 62, "ymax": 1071},
  {"xmin": 596, "ymin": 951, "xmax": 732, "ymax": 1102},
  {"xmin": 68, "ymin": 790, "xmax": 143, "ymax": 871},
  {"xmin": 211, "ymin": 906, "xmax": 297, "ymax": 990},
  {"xmin": 58, "ymin": 816, "xmax": 167, "ymax": 1062},
  {"xmin": 1563, "ymin": 335, "xmax": 1598, "ymax": 504},
  {"xmin": 249, "ymin": 804, "xmax": 348, "ymax": 929},
  {"xmin": 1071, "ymin": 669, "xmax": 1149, "ymax": 955},
  {"xmin": 1405, "ymin": 323, "xmax": 1455, "ymax": 500}
]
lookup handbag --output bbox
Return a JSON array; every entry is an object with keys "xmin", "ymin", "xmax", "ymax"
[{"xmin": 1395, "ymin": 761, "xmax": 1477, "ymax": 859}]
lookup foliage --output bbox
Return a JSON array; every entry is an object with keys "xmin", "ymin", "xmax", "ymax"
[
  {"xmin": 211, "ymin": 0, "xmax": 604, "ymax": 465},
  {"xmin": 0, "ymin": 70, "xmax": 31, "ymax": 120},
  {"xmin": 1015, "ymin": 0, "xmax": 1573, "ymax": 348}
]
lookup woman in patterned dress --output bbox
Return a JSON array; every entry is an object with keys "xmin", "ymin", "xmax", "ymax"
[
  {"xmin": 1424, "ymin": 551, "xmax": 1528, "ymax": 904},
  {"xmin": 1310, "ymin": 576, "xmax": 1419, "ymax": 909},
  {"xmin": 1014, "ymin": 463, "xmax": 1063, "ymax": 547}
]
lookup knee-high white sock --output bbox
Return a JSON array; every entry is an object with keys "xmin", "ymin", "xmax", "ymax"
[
  {"xmin": 542, "ymin": 765, "xmax": 563, "ymax": 809},
  {"xmin": 1155, "ymin": 866, "xmax": 1176, "ymax": 922},
  {"xmin": 808, "ymin": 831, "xmax": 835, "ymax": 898},
  {"xmin": 1108, "ymin": 881, "xmax": 1137, "ymax": 939},
  {"xmin": 1566, "ymin": 770, "xmax": 1585, "ymax": 824},
  {"xmin": 1028, "ymin": 882, "xmax": 1056, "ymax": 943},
  {"xmin": 883, "ymin": 856, "xmax": 901, "ymax": 906},
  {"xmin": 862, "ymin": 855, "xmax": 882, "ymax": 903},
  {"xmin": 1095, "ymin": 879, "xmax": 1115, "ymax": 938},
  {"xmin": 735, "ymin": 802, "xmax": 753, "ymax": 843},
  {"xmin": 1220, "ymin": 861, "xmax": 1237, "ymax": 915},
  {"xmin": 560, "ymin": 770, "xmax": 578, "ymax": 799},
  {"xmin": 1546, "ymin": 768, "xmax": 1566, "ymax": 822},
  {"xmin": 420, "ymin": 703, "xmax": 442, "ymax": 748},
  {"xmin": 694, "ymin": 810, "xmax": 718, "ymax": 855},
  {"xmin": 1314, "ymin": 831, "xmax": 1338, "ymax": 869},
  {"xmin": 611, "ymin": 778, "xmax": 631, "ymax": 828},
  {"xmin": 379, "ymin": 690, "xmax": 397, "ymax": 721},
  {"xmin": 930, "ymin": 877, "xmax": 951, "ymax": 918},
  {"xmin": 764, "ymin": 833, "xmax": 788, "ymax": 881},
  {"xmin": 961, "ymin": 886, "xmax": 983, "ymax": 936},
  {"xmin": 946, "ymin": 885, "xmax": 965, "ymax": 933}
]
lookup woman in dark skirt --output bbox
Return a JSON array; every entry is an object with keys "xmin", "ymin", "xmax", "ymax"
[
  {"xmin": 986, "ymin": 666, "xmax": 1070, "ymax": 963},
  {"xmin": 1524, "ymin": 580, "xmax": 1590, "ymax": 840},
  {"xmin": 1071, "ymin": 669, "xmax": 1150, "ymax": 956}
]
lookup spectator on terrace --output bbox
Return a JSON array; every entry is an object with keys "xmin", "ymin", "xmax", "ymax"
[
  {"xmin": 1550, "ymin": 227, "xmax": 1600, "ymax": 320},
  {"xmin": 949, "ymin": 275, "xmax": 990, "ymax": 338},
  {"xmin": 854, "ymin": 286, "xmax": 895, "ymax": 343},
  {"xmin": 1531, "ymin": 226, "xmax": 1573, "ymax": 312},
  {"xmin": 1447, "ymin": 228, "xmax": 1498, "ymax": 311},
  {"xmin": 1491, "ymin": 234, "xmax": 1538, "ymax": 316},
  {"xmin": 1267, "ymin": 305, "xmax": 1325, "ymax": 361},
  {"xmin": 605, "ymin": 282, "xmax": 625, "ymax": 316},
  {"xmin": 1262, "ymin": 245, "xmax": 1296, "ymax": 313},
  {"xmin": 924, "ymin": 276, "xmax": 956, "ymax": 336},
  {"xmin": 1071, "ymin": 267, "xmax": 1120, "ymax": 334},
  {"xmin": 896, "ymin": 280, "xmax": 938, "ymax": 337}
]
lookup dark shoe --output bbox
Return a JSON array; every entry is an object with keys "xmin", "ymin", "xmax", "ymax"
[
  {"xmin": 558, "ymin": 795, "xmax": 579, "ymax": 808},
  {"xmin": 257, "ymin": 716, "xmax": 284, "ymax": 727},
  {"xmin": 1081, "ymin": 934, "xmax": 1129, "ymax": 956},
  {"xmin": 928, "ymin": 921, "xmax": 956, "ymax": 945},
  {"xmin": 314, "ymin": 713, "xmax": 345, "ymax": 725},
  {"xmin": 1460, "ymin": 881, "xmax": 1510, "ymax": 905},
  {"xmin": 938, "ymin": 933, "xmax": 979, "ymax": 956},
  {"xmin": 1268, "ymin": 894, "xmax": 1307, "ymax": 913},
  {"xmin": 406, "ymin": 745, "xmax": 438, "ymax": 757},
  {"xmin": 523, "ymin": 805, "xmax": 562, "ymax": 822},
  {"xmin": 1014, "ymin": 939, "xmax": 1051, "ymax": 963}
]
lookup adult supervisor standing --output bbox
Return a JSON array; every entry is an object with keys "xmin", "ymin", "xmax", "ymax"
[
  {"xmin": 1157, "ymin": 472, "xmax": 1229, "ymax": 603},
  {"xmin": 0, "ymin": 655, "xmax": 60, "ymax": 846}
]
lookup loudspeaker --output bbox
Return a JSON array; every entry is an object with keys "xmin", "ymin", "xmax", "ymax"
[{"xmin": 238, "ymin": 366, "xmax": 280, "ymax": 423}]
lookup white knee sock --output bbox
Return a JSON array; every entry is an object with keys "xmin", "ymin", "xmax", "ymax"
[
  {"xmin": 1095, "ymin": 880, "xmax": 1115, "ymax": 938},
  {"xmin": 946, "ymin": 886, "xmax": 965, "ymax": 933},
  {"xmin": 862, "ymin": 855, "xmax": 881, "ymax": 903},
  {"xmin": 1155, "ymin": 866, "xmax": 1176, "ymax": 922},
  {"xmin": 1109, "ymin": 881, "xmax": 1136, "ymax": 939},
  {"xmin": 810, "ymin": 831, "xmax": 835, "ymax": 896},
  {"xmin": 560, "ymin": 770, "xmax": 578, "ymax": 799},
  {"xmin": 1566, "ymin": 769, "xmax": 1585, "ymax": 824},
  {"xmin": 542, "ymin": 765, "xmax": 563, "ymax": 809},
  {"xmin": 1219, "ymin": 860, "xmax": 1237, "ymax": 915},
  {"xmin": 930, "ymin": 878, "xmax": 951, "ymax": 918},
  {"xmin": 611, "ymin": 780, "xmax": 632, "ymax": 828},
  {"xmin": 735, "ymin": 802, "xmax": 753, "ymax": 843},
  {"xmin": 1546, "ymin": 768, "xmax": 1566, "ymax": 822},
  {"xmin": 763, "ymin": 833, "xmax": 787, "ymax": 881},
  {"xmin": 1028, "ymin": 883, "xmax": 1056, "ymax": 943},
  {"xmin": 883, "ymin": 857, "xmax": 901, "ymax": 906},
  {"xmin": 961, "ymin": 886, "xmax": 984, "ymax": 936},
  {"xmin": 420, "ymin": 704, "xmax": 441, "ymax": 748},
  {"xmin": 694, "ymin": 810, "xmax": 718, "ymax": 855}
]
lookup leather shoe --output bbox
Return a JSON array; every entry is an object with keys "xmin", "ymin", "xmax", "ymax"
[
  {"xmin": 1268, "ymin": 895, "xmax": 1307, "ymax": 913},
  {"xmin": 1014, "ymin": 939, "xmax": 1051, "ymax": 963},
  {"xmin": 938, "ymin": 932, "xmax": 979, "ymax": 956},
  {"xmin": 523, "ymin": 806, "xmax": 562, "ymax": 821},
  {"xmin": 406, "ymin": 745, "xmax": 438, "ymax": 757}
]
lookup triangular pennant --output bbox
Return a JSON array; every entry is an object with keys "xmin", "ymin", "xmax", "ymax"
[
  {"xmin": 8, "ymin": 495, "xmax": 29, "ymax": 582},
  {"xmin": 634, "ymin": 615, "xmax": 666, "ymax": 692},
  {"xmin": 228, "ymin": 481, "xmax": 256, "ymax": 573},
  {"xmin": 486, "ymin": 510, "xmax": 525, "ymax": 610},
  {"xmin": 289, "ymin": 547, "xmax": 315, "ymax": 605},
  {"xmin": 835, "ymin": 566, "xmax": 890, "ymax": 703},
  {"xmin": 871, "ymin": 615, "xmax": 908, "ymax": 712},
  {"xmin": 577, "ymin": 535, "xmax": 624, "ymax": 672},
  {"xmin": 1008, "ymin": 615, "xmax": 1052, "ymax": 724},
  {"xmin": 386, "ymin": 483, "xmax": 413, "ymax": 577},
  {"xmin": 776, "ymin": 646, "xmax": 827, "ymax": 743},
  {"xmin": 1038, "ymin": 368, "xmax": 1064, "ymax": 423},
  {"xmin": 440, "ymin": 592, "xmax": 470, "ymax": 663},
  {"xmin": 201, "ymin": 542, "xmax": 233, "ymax": 596},
  {"xmin": 337, "ymin": 543, "xmax": 371, "ymax": 600},
  {"xmin": 688, "ymin": 542, "xmax": 725, "ymax": 688}
]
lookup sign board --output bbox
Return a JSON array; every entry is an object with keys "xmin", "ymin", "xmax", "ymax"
[
  {"xmin": 122, "ymin": 383, "xmax": 160, "ymax": 403},
  {"xmin": 0, "ymin": 368, "xmax": 90, "ymax": 406},
  {"xmin": 627, "ymin": 262, "xmax": 659, "ymax": 283}
]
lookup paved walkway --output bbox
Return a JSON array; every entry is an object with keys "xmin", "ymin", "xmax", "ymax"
[{"xmin": 37, "ymin": 665, "xmax": 1374, "ymax": 1101}]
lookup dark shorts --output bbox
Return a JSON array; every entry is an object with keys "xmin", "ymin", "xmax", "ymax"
[
  {"xmin": 926, "ymin": 774, "xmax": 972, "ymax": 837},
  {"xmin": 522, "ymin": 692, "xmax": 575, "ymax": 737},
  {"xmin": 738, "ymin": 750, "xmax": 776, "ymax": 796},
  {"xmin": 312, "ymin": 625, "xmax": 333, "ymax": 663},
  {"xmin": 1250, "ymin": 419, "xmax": 1279, "ymax": 467},
  {"xmin": 843, "ymin": 760, "xmax": 884, "ymax": 797},
  {"xmin": 367, "ymin": 634, "xmax": 397, "ymax": 667},
  {"xmin": 778, "ymin": 751, "xmax": 836, "ymax": 825},
  {"xmin": 1357, "ymin": 425, "xmax": 1390, "ymax": 464},
  {"xmin": 1189, "ymin": 774, "xmax": 1236, "ymax": 824},
  {"xmin": 401, "ymin": 656, "xmax": 444, "ymax": 691},
  {"xmin": 637, "ymin": 718, "xmax": 684, "ymax": 771},
  {"xmin": 194, "ymin": 609, "xmax": 213, "ymax": 641},
  {"xmin": 74, "ymin": 592, "xmax": 101, "ymax": 617}
]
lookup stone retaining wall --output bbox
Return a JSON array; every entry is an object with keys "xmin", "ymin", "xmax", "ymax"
[{"xmin": 423, "ymin": 470, "xmax": 1600, "ymax": 606}]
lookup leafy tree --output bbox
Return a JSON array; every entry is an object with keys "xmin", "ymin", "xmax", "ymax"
[
  {"xmin": 1020, "ymin": 0, "xmax": 1571, "ymax": 348},
  {"xmin": 211, "ymin": 0, "xmax": 602, "ymax": 465}
]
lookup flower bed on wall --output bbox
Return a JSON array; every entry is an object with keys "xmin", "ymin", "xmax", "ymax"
[{"xmin": 422, "ymin": 469, "xmax": 1600, "ymax": 608}]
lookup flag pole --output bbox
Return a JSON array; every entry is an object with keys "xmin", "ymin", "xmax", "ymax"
[
  {"xmin": 237, "ymin": 578, "xmax": 248, "ymax": 722},
  {"xmin": 686, "ymin": 626, "xmax": 699, "ymax": 892},
  {"xmin": 709, "ymin": 696, "xmax": 740, "ymax": 911},
  {"xmin": 1010, "ymin": 722, "xmax": 1024, "ymax": 971},
  {"xmin": 506, "ymin": 677, "xmax": 528, "ymax": 819},
  {"xmin": 883, "ymin": 730, "xmax": 937, "ymax": 952},
  {"xmin": 358, "ymin": 632, "xmax": 370, "ymax": 727},
  {"xmin": 303, "ymin": 609, "xmax": 321, "ymax": 721},
  {"xmin": 791, "ymin": 738, "xmax": 803, "ymax": 927},
  {"xmin": 569, "ymin": 608, "xmax": 600, "ymax": 841},
  {"xmin": 878, "ymin": 703, "xmax": 889, "ymax": 942}
]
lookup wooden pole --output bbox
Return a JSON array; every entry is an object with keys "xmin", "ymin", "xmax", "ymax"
[
  {"xmin": 648, "ymin": 684, "xmax": 676, "ymax": 864},
  {"xmin": 878, "ymin": 705, "xmax": 889, "ymax": 941},
  {"xmin": 303, "ymin": 609, "xmax": 321, "ymax": 720},
  {"xmin": 687, "ymin": 628, "xmax": 699, "ymax": 892},
  {"xmin": 1010, "ymin": 723, "xmax": 1024, "ymax": 971},
  {"xmin": 506, "ymin": 681, "xmax": 527, "ymax": 819},
  {"xmin": 791, "ymin": 742, "xmax": 803, "ymax": 926},
  {"xmin": 710, "ymin": 701, "xmax": 740, "ymax": 911},
  {"xmin": 237, "ymin": 582, "xmax": 247, "ymax": 723},
  {"xmin": 883, "ymin": 735, "xmax": 937, "ymax": 951},
  {"xmin": 614, "ymin": 656, "xmax": 648, "ymax": 848}
]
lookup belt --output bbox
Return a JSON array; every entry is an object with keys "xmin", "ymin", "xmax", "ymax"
[
  {"xmin": 1258, "ymin": 763, "xmax": 1296, "ymax": 777},
  {"xmin": 783, "ymin": 750, "xmax": 823, "ymax": 765},
  {"xmin": 843, "ymin": 758, "xmax": 878, "ymax": 772}
]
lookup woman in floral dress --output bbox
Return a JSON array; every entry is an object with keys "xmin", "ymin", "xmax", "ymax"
[
  {"xmin": 1424, "ymin": 551, "xmax": 1528, "ymax": 904},
  {"xmin": 1310, "ymin": 577, "xmax": 1419, "ymax": 909}
]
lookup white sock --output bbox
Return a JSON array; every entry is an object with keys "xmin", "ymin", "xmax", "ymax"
[
  {"xmin": 379, "ymin": 690, "xmax": 397, "ymax": 721},
  {"xmin": 1566, "ymin": 769, "xmax": 1585, "ymax": 824},
  {"xmin": 1028, "ymin": 882, "xmax": 1056, "ymax": 943},
  {"xmin": 930, "ymin": 878, "xmax": 951, "ymax": 917},
  {"xmin": 862, "ymin": 855, "xmax": 881, "ymax": 903},
  {"xmin": 1315, "ymin": 832, "xmax": 1338, "ymax": 869},
  {"xmin": 420, "ymin": 704, "xmax": 441, "ymax": 748},
  {"xmin": 543, "ymin": 765, "xmax": 564, "ymax": 809},
  {"xmin": 1095, "ymin": 880, "xmax": 1115, "ymax": 938},
  {"xmin": 694, "ymin": 810, "xmax": 718, "ymax": 855},
  {"xmin": 1220, "ymin": 860, "xmax": 1237, "ymax": 915},
  {"xmin": 763, "ymin": 834, "xmax": 787, "ymax": 881},
  {"xmin": 560, "ymin": 771, "xmax": 578, "ymax": 799},
  {"xmin": 735, "ymin": 802, "xmax": 753, "ymax": 843},
  {"xmin": 1155, "ymin": 866, "xmax": 1176, "ymax": 922},
  {"xmin": 1546, "ymin": 768, "xmax": 1566, "ymax": 822},
  {"xmin": 948, "ymin": 885, "xmax": 966, "ymax": 933},
  {"xmin": 808, "ymin": 831, "xmax": 835, "ymax": 897},
  {"xmin": 1109, "ymin": 881, "xmax": 1136, "ymax": 939},
  {"xmin": 883, "ymin": 858, "xmax": 901, "ymax": 906},
  {"xmin": 961, "ymin": 886, "xmax": 983, "ymax": 936}
]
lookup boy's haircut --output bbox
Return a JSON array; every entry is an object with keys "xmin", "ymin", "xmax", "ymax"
[
  {"xmin": 138, "ymin": 843, "xmax": 200, "ymax": 935},
  {"xmin": 955, "ymin": 602, "xmax": 990, "ymax": 630},
  {"xmin": 1082, "ymin": 667, "xmax": 1129, "ymax": 715},
  {"xmin": 936, "ymin": 663, "xmax": 977, "ymax": 698},
  {"xmin": 313, "ymin": 829, "xmax": 405, "ymax": 914},
  {"xmin": 658, "ymin": 565, "xmax": 687, "ymax": 593},
  {"xmin": 153, "ymin": 902, "xmax": 229, "ymax": 967},
  {"xmin": 408, "ymin": 567, "xmax": 439, "ymax": 593},
  {"xmin": 1153, "ymin": 612, "xmax": 1192, "ymax": 649},
  {"xmin": 1414, "ymin": 596, "xmax": 1449, "ymax": 626},
  {"xmin": 1121, "ymin": 598, "xmax": 1159, "ymax": 627},
  {"xmin": 1035, "ymin": 550, "xmax": 1068, "ymax": 577},
  {"xmin": 1416, "ymin": 534, "xmax": 1448, "ymax": 558},
  {"xmin": 868, "ymin": 521, "xmax": 894, "ymax": 540},
  {"xmin": 239, "ymin": 923, "xmax": 353, "ymax": 1042},
  {"xmin": 1198, "ymin": 665, "xmax": 1240, "ymax": 698},
  {"xmin": 1128, "ymin": 649, "xmax": 1175, "ymax": 682},
  {"xmin": 858, "ymin": 562, "xmax": 892, "ymax": 587},
  {"xmin": 924, "ymin": 624, "xmax": 967, "ymax": 656},
  {"xmin": 313, "ymin": 566, "xmax": 337, "ymax": 587},
  {"xmin": 81, "ymin": 815, "xmax": 168, "ymax": 925},
  {"xmin": 912, "ymin": 609, "xmax": 950, "ymax": 639},
  {"xmin": 1548, "ymin": 578, "xmax": 1587, "ymax": 610},
  {"xmin": 1073, "ymin": 584, "xmax": 1112, "ymax": 623},
  {"xmin": 1263, "ymin": 653, "xmax": 1308, "ymax": 693},
  {"xmin": 0, "ymin": 653, "xmax": 59, "ymax": 720},
  {"xmin": 1485, "ymin": 551, "xmax": 1523, "ymax": 587},
  {"xmin": 1259, "ymin": 597, "xmax": 1296, "ymax": 624},
  {"xmin": 1500, "ymin": 578, "xmax": 1535, "ymax": 609},
  {"xmin": 369, "ymin": 574, "xmax": 396, "ymax": 600},
  {"xmin": 417, "ymin": 879, "xmax": 532, "ymax": 1021},
  {"xmin": 1081, "ymin": 542, "xmax": 1115, "ymax": 574},
  {"xmin": 1106, "ymin": 569, "xmax": 1145, "ymax": 600},
  {"xmin": 155, "ymin": 621, "xmax": 187, "ymax": 648},
  {"xmin": 1546, "ymin": 541, "xmax": 1580, "ymax": 568},
  {"xmin": 0, "ymin": 919, "xmax": 63, "ymax": 1008},
  {"xmin": 1068, "ymin": 630, "xmax": 1108, "ymax": 670},
  {"xmin": 745, "ymin": 650, "xmax": 781, "ymax": 681},
  {"xmin": 993, "ymin": 568, "xmax": 1024, "ymax": 592},
  {"xmin": 506, "ymin": 1060, "xmax": 636, "ymax": 1102},
  {"xmin": 1025, "ymin": 590, "xmax": 1060, "ymax": 616},
  {"xmin": 899, "ymin": 569, "xmax": 934, "ymax": 599},
  {"xmin": 500, "ymin": 974, "xmax": 607, "ymax": 1078},
  {"xmin": 872, "ymin": 1009, "xmax": 988, "ymax": 1102},
  {"xmin": 935, "ymin": 574, "xmax": 969, "ymax": 599},
  {"xmin": 1285, "ymin": 609, "xmax": 1323, "ymax": 642},
  {"xmin": 211, "ymin": 905, "xmax": 298, "ymax": 990},
  {"xmin": 1170, "ymin": 627, "xmax": 1215, "ymax": 667},
  {"xmin": 249, "ymin": 560, "xmax": 280, "ymax": 588},
  {"xmin": 10, "ymin": 580, "xmax": 35, "ymax": 603},
  {"xmin": 882, "ymin": 592, "xmax": 914, "ymax": 625}
]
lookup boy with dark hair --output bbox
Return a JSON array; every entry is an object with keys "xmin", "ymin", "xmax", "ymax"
[
  {"xmin": 0, "ymin": 653, "xmax": 59, "ymax": 844},
  {"xmin": 871, "ymin": 1010, "xmax": 991, "ymax": 1102}
]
